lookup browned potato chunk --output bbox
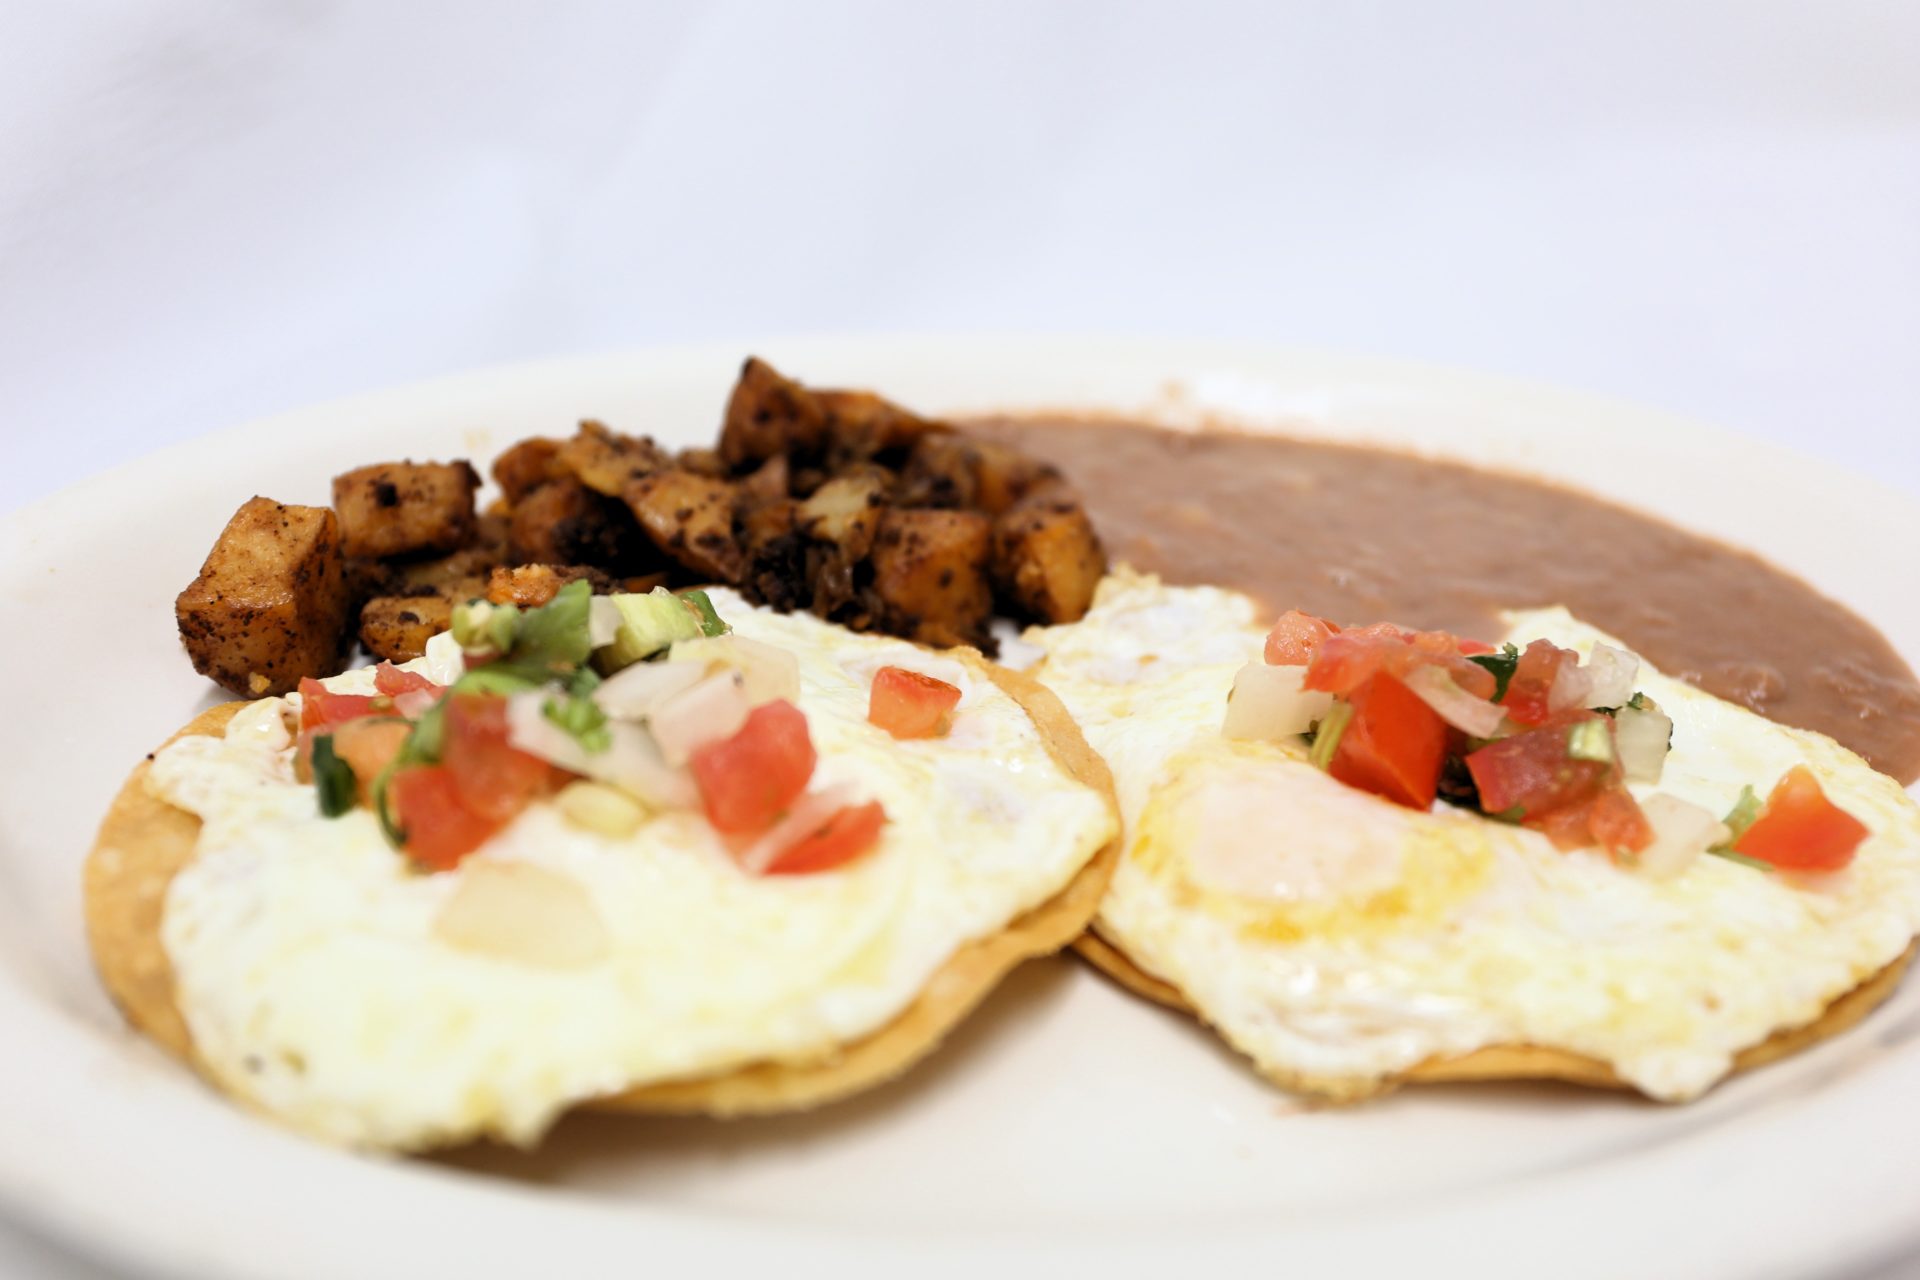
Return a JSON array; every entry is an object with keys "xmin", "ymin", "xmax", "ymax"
[
  {"xmin": 384, "ymin": 514, "xmax": 508, "ymax": 594},
  {"xmin": 720, "ymin": 357, "xmax": 828, "ymax": 468},
  {"xmin": 358, "ymin": 595, "xmax": 454, "ymax": 664},
  {"xmin": 896, "ymin": 434, "xmax": 979, "ymax": 508},
  {"xmin": 556, "ymin": 421, "xmax": 669, "ymax": 497},
  {"xmin": 868, "ymin": 508, "xmax": 993, "ymax": 649},
  {"xmin": 176, "ymin": 497, "xmax": 354, "ymax": 695},
  {"xmin": 993, "ymin": 496, "xmax": 1105, "ymax": 623},
  {"xmin": 796, "ymin": 467, "xmax": 888, "ymax": 562},
  {"xmin": 817, "ymin": 387, "xmax": 948, "ymax": 467},
  {"xmin": 508, "ymin": 477, "xmax": 652, "ymax": 569},
  {"xmin": 492, "ymin": 438, "xmax": 567, "ymax": 505},
  {"xmin": 331, "ymin": 460, "xmax": 480, "ymax": 559},
  {"xmin": 969, "ymin": 441, "xmax": 1060, "ymax": 515},
  {"xmin": 740, "ymin": 500, "xmax": 807, "ymax": 612},
  {"xmin": 623, "ymin": 469, "xmax": 746, "ymax": 583},
  {"xmin": 484, "ymin": 564, "xmax": 614, "ymax": 607}
]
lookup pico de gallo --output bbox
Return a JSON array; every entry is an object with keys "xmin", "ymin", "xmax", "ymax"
[
  {"xmin": 294, "ymin": 581, "xmax": 892, "ymax": 876},
  {"xmin": 1223, "ymin": 608, "xmax": 1871, "ymax": 877}
]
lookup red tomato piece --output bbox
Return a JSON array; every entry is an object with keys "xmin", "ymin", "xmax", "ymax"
[
  {"xmin": 1465, "ymin": 710, "xmax": 1614, "ymax": 818},
  {"xmin": 1499, "ymin": 639, "xmax": 1580, "ymax": 727},
  {"xmin": 440, "ymin": 695, "xmax": 555, "ymax": 823},
  {"xmin": 1734, "ymin": 766, "xmax": 1869, "ymax": 871},
  {"xmin": 330, "ymin": 718, "xmax": 412, "ymax": 789},
  {"xmin": 1585, "ymin": 785, "xmax": 1654, "ymax": 855},
  {"xmin": 763, "ymin": 802, "xmax": 888, "ymax": 875},
  {"xmin": 297, "ymin": 677, "xmax": 383, "ymax": 731},
  {"xmin": 388, "ymin": 765, "xmax": 501, "ymax": 870},
  {"xmin": 1327, "ymin": 674, "xmax": 1449, "ymax": 810},
  {"xmin": 691, "ymin": 699, "xmax": 818, "ymax": 834},
  {"xmin": 373, "ymin": 663, "xmax": 443, "ymax": 698},
  {"xmin": 868, "ymin": 666, "xmax": 963, "ymax": 739},
  {"xmin": 1304, "ymin": 629, "xmax": 1496, "ymax": 702},
  {"xmin": 1263, "ymin": 610, "xmax": 1341, "ymax": 666},
  {"xmin": 1454, "ymin": 637, "xmax": 1496, "ymax": 657}
]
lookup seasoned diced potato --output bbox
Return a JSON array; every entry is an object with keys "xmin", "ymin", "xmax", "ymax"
[
  {"xmin": 508, "ymin": 477, "xmax": 653, "ymax": 569},
  {"xmin": 357, "ymin": 595, "xmax": 455, "ymax": 664},
  {"xmin": 720, "ymin": 357, "xmax": 829, "ymax": 468},
  {"xmin": 331, "ymin": 460, "xmax": 480, "ymax": 560},
  {"xmin": 970, "ymin": 441, "xmax": 1060, "ymax": 515},
  {"xmin": 796, "ymin": 467, "xmax": 888, "ymax": 562},
  {"xmin": 740, "ymin": 500, "xmax": 807, "ymax": 612},
  {"xmin": 623, "ymin": 468, "xmax": 746, "ymax": 583},
  {"xmin": 176, "ymin": 498, "xmax": 354, "ymax": 695},
  {"xmin": 383, "ymin": 514, "xmax": 508, "ymax": 594},
  {"xmin": 993, "ymin": 496, "xmax": 1105, "ymax": 623},
  {"xmin": 556, "ymin": 421, "xmax": 669, "ymax": 497},
  {"xmin": 484, "ymin": 564, "xmax": 612, "ymax": 608},
  {"xmin": 896, "ymin": 434, "xmax": 978, "ymax": 508},
  {"xmin": 817, "ymin": 387, "xmax": 947, "ymax": 467},
  {"xmin": 491, "ymin": 438, "xmax": 567, "ymax": 505},
  {"xmin": 868, "ymin": 508, "xmax": 993, "ymax": 649}
]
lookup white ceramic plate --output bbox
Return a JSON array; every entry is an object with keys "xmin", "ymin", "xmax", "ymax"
[{"xmin": 5, "ymin": 337, "xmax": 1918, "ymax": 1280}]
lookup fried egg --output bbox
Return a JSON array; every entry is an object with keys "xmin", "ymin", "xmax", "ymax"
[
  {"xmin": 1031, "ymin": 570, "xmax": 1920, "ymax": 1100},
  {"xmin": 147, "ymin": 590, "xmax": 1115, "ymax": 1149}
]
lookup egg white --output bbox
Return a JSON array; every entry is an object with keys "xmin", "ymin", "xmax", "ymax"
[
  {"xmin": 152, "ymin": 590, "xmax": 1115, "ymax": 1149},
  {"xmin": 1031, "ymin": 571, "xmax": 1920, "ymax": 1100}
]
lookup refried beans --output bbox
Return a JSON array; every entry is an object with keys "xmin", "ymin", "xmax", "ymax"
[{"xmin": 969, "ymin": 417, "xmax": 1920, "ymax": 784}]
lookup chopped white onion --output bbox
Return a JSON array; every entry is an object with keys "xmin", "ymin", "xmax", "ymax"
[
  {"xmin": 734, "ymin": 782, "xmax": 861, "ymax": 875},
  {"xmin": 1635, "ymin": 793, "xmax": 1731, "ymax": 880},
  {"xmin": 594, "ymin": 659, "xmax": 707, "ymax": 721},
  {"xmin": 505, "ymin": 693, "xmax": 699, "ymax": 810},
  {"xmin": 1547, "ymin": 659, "xmax": 1594, "ymax": 713},
  {"xmin": 588, "ymin": 596, "xmax": 624, "ymax": 648},
  {"xmin": 1614, "ymin": 700, "xmax": 1674, "ymax": 784},
  {"xmin": 1404, "ymin": 665, "xmax": 1506, "ymax": 738},
  {"xmin": 1582, "ymin": 643, "xmax": 1640, "ymax": 709},
  {"xmin": 1221, "ymin": 662, "xmax": 1334, "ymax": 742},
  {"xmin": 670, "ymin": 634, "xmax": 802, "ymax": 706},
  {"xmin": 393, "ymin": 689, "xmax": 439, "ymax": 720},
  {"xmin": 650, "ymin": 671, "xmax": 752, "ymax": 766}
]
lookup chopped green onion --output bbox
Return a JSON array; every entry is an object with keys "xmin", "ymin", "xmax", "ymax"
[
  {"xmin": 1467, "ymin": 643, "xmax": 1520, "ymax": 702},
  {"xmin": 1707, "ymin": 846, "xmax": 1772, "ymax": 872},
  {"xmin": 567, "ymin": 665, "xmax": 604, "ymax": 698},
  {"xmin": 1308, "ymin": 701, "xmax": 1354, "ymax": 771},
  {"xmin": 1567, "ymin": 719, "xmax": 1615, "ymax": 763},
  {"xmin": 1489, "ymin": 805, "xmax": 1526, "ymax": 824},
  {"xmin": 451, "ymin": 664, "xmax": 547, "ymax": 697},
  {"xmin": 1719, "ymin": 786, "xmax": 1763, "ymax": 844},
  {"xmin": 679, "ymin": 588, "xmax": 729, "ymax": 638},
  {"xmin": 311, "ymin": 736, "xmax": 356, "ymax": 818},
  {"xmin": 543, "ymin": 692, "xmax": 612, "ymax": 754}
]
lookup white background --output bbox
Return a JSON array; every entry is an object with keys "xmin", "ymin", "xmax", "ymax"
[{"xmin": 2, "ymin": 1, "xmax": 1917, "ymax": 1275}]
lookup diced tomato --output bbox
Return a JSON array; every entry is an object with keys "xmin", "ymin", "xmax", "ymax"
[
  {"xmin": 691, "ymin": 699, "xmax": 818, "ymax": 834},
  {"xmin": 440, "ymin": 695, "xmax": 555, "ymax": 823},
  {"xmin": 1455, "ymin": 637, "xmax": 1496, "ymax": 657},
  {"xmin": 1263, "ymin": 610, "xmax": 1341, "ymax": 666},
  {"xmin": 330, "ymin": 718, "xmax": 412, "ymax": 788},
  {"xmin": 388, "ymin": 765, "xmax": 500, "ymax": 871},
  {"xmin": 1499, "ymin": 639, "xmax": 1579, "ymax": 727},
  {"xmin": 1465, "ymin": 710, "xmax": 1614, "ymax": 818},
  {"xmin": 297, "ymin": 677, "xmax": 383, "ymax": 731},
  {"xmin": 1734, "ymin": 766, "xmax": 1870, "ymax": 871},
  {"xmin": 1304, "ymin": 629, "xmax": 1497, "ymax": 702},
  {"xmin": 1327, "ymin": 674, "xmax": 1449, "ymax": 810},
  {"xmin": 1585, "ymin": 785, "xmax": 1654, "ymax": 855},
  {"xmin": 373, "ymin": 663, "xmax": 442, "ymax": 698},
  {"xmin": 763, "ymin": 802, "xmax": 888, "ymax": 875},
  {"xmin": 868, "ymin": 666, "xmax": 963, "ymax": 739}
]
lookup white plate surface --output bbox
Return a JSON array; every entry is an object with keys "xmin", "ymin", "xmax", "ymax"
[{"xmin": 4, "ymin": 337, "xmax": 1918, "ymax": 1280}]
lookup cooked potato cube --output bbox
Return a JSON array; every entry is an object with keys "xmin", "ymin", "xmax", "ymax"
[
  {"xmin": 740, "ymin": 500, "xmax": 808, "ymax": 612},
  {"xmin": 868, "ymin": 508, "xmax": 993, "ymax": 649},
  {"xmin": 969, "ymin": 441, "xmax": 1060, "ymax": 515},
  {"xmin": 720, "ymin": 357, "xmax": 829, "ymax": 468},
  {"xmin": 176, "ymin": 497, "xmax": 353, "ymax": 695},
  {"xmin": 331, "ymin": 460, "xmax": 480, "ymax": 559},
  {"xmin": 895, "ymin": 434, "xmax": 977, "ymax": 509},
  {"xmin": 484, "ymin": 564, "xmax": 613, "ymax": 608},
  {"xmin": 358, "ymin": 595, "xmax": 454, "ymax": 664},
  {"xmin": 993, "ymin": 496, "xmax": 1105, "ymax": 623},
  {"xmin": 623, "ymin": 468, "xmax": 746, "ymax": 583},
  {"xmin": 508, "ymin": 477, "xmax": 653, "ymax": 570},
  {"xmin": 817, "ymin": 387, "xmax": 947, "ymax": 467},
  {"xmin": 556, "ymin": 421, "xmax": 669, "ymax": 497},
  {"xmin": 491, "ymin": 438, "xmax": 567, "ymax": 505},
  {"xmin": 796, "ymin": 467, "xmax": 888, "ymax": 562}
]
